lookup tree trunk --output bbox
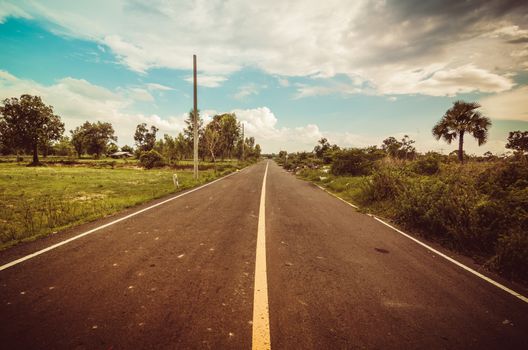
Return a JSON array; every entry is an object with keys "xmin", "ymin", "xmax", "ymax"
[
  {"xmin": 210, "ymin": 151, "xmax": 216, "ymax": 171},
  {"xmin": 458, "ymin": 131, "xmax": 464, "ymax": 163},
  {"xmin": 32, "ymin": 143, "xmax": 39, "ymax": 165}
]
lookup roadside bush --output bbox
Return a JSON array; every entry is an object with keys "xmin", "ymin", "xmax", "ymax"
[
  {"xmin": 477, "ymin": 160, "xmax": 528, "ymax": 197},
  {"xmin": 392, "ymin": 178, "xmax": 450, "ymax": 238},
  {"xmin": 331, "ymin": 148, "xmax": 379, "ymax": 176},
  {"xmin": 139, "ymin": 150, "xmax": 165, "ymax": 169},
  {"xmin": 359, "ymin": 166, "xmax": 406, "ymax": 202},
  {"xmin": 392, "ymin": 176, "xmax": 496, "ymax": 251},
  {"xmin": 476, "ymin": 161, "xmax": 528, "ymax": 252},
  {"xmin": 412, "ymin": 153, "xmax": 441, "ymax": 175},
  {"xmin": 282, "ymin": 152, "xmax": 320, "ymax": 172},
  {"xmin": 282, "ymin": 148, "xmax": 528, "ymax": 282},
  {"xmin": 493, "ymin": 230, "xmax": 528, "ymax": 282}
]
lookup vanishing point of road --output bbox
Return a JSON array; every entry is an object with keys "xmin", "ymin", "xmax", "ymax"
[{"xmin": 0, "ymin": 161, "xmax": 527, "ymax": 349}]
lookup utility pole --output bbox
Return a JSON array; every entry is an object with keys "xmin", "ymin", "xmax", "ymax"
[
  {"xmin": 241, "ymin": 122, "xmax": 245, "ymax": 161},
  {"xmin": 193, "ymin": 54, "xmax": 198, "ymax": 179}
]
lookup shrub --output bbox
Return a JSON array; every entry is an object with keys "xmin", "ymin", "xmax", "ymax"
[
  {"xmin": 331, "ymin": 148, "xmax": 379, "ymax": 176},
  {"xmin": 477, "ymin": 160, "xmax": 528, "ymax": 196},
  {"xmin": 139, "ymin": 150, "xmax": 165, "ymax": 169},
  {"xmin": 392, "ymin": 176, "xmax": 495, "ymax": 251},
  {"xmin": 412, "ymin": 153, "xmax": 440, "ymax": 175},
  {"xmin": 359, "ymin": 166, "xmax": 406, "ymax": 202},
  {"xmin": 493, "ymin": 230, "xmax": 528, "ymax": 282},
  {"xmin": 282, "ymin": 152, "xmax": 320, "ymax": 172}
]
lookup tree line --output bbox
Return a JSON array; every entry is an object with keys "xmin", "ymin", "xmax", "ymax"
[
  {"xmin": 281, "ymin": 100, "xmax": 527, "ymax": 169},
  {"xmin": 0, "ymin": 94, "xmax": 261, "ymax": 166}
]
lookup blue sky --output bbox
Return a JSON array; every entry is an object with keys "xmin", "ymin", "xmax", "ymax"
[{"xmin": 1, "ymin": 1, "xmax": 527, "ymax": 154}]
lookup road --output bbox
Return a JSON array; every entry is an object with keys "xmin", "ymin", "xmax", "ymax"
[{"xmin": 0, "ymin": 161, "xmax": 527, "ymax": 349}]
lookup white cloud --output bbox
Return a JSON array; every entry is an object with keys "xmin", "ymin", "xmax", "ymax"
[
  {"xmin": 277, "ymin": 77, "xmax": 290, "ymax": 87},
  {"xmin": 294, "ymin": 83, "xmax": 363, "ymax": 99},
  {"xmin": 184, "ymin": 75, "xmax": 227, "ymax": 88},
  {"xmin": 126, "ymin": 88, "xmax": 154, "ymax": 102},
  {"xmin": 146, "ymin": 83, "xmax": 174, "ymax": 91},
  {"xmin": 231, "ymin": 107, "xmax": 322, "ymax": 151},
  {"xmin": 0, "ymin": 70, "xmax": 18, "ymax": 82},
  {"xmin": 376, "ymin": 64, "xmax": 515, "ymax": 96},
  {"xmin": 233, "ymin": 107, "xmax": 281, "ymax": 139},
  {"xmin": 3, "ymin": 0, "xmax": 525, "ymax": 95},
  {"xmin": 0, "ymin": 2, "xmax": 31, "ymax": 23},
  {"xmin": 489, "ymin": 25, "xmax": 528, "ymax": 39},
  {"xmin": 234, "ymin": 83, "xmax": 262, "ymax": 99},
  {"xmin": 480, "ymin": 86, "xmax": 528, "ymax": 121}
]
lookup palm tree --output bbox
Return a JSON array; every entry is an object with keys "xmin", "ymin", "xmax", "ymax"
[{"xmin": 432, "ymin": 101, "xmax": 491, "ymax": 163}]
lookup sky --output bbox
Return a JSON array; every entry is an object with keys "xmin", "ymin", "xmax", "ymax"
[{"xmin": 0, "ymin": 0, "xmax": 527, "ymax": 154}]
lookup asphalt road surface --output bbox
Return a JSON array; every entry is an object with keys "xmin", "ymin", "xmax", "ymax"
[{"xmin": 0, "ymin": 161, "xmax": 527, "ymax": 349}]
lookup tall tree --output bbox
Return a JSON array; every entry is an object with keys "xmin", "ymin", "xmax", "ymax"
[
  {"xmin": 314, "ymin": 137, "xmax": 330, "ymax": 158},
  {"xmin": 85, "ymin": 122, "xmax": 117, "ymax": 158},
  {"xmin": 382, "ymin": 135, "xmax": 415, "ymax": 159},
  {"xmin": 72, "ymin": 121, "xmax": 117, "ymax": 158},
  {"xmin": 254, "ymin": 144, "xmax": 262, "ymax": 158},
  {"xmin": 53, "ymin": 136, "xmax": 75, "ymax": 157},
  {"xmin": 134, "ymin": 123, "xmax": 158, "ymax": 153},
  {"xmin": 70, "ymin": 125, "xmax": 87, "ymax": 158},
  {"xmin": 381, "ymin": 136, "xmax": 402, "ymax": 158},
  {"xmin": 213, "ymin": 113, "xmax": 240, "ymax": 159},
  {"xmin": 0, "ymin": 118, "xmax": 15, "ymax": 155},
  {"xmin": 175, "ymin": 132, "xmax": 189, "ymax": 160},
  {"xmin": 160, "ymin": 134, "xmax": 179, "ymax": 165},
  {"xmin": 0, "ymin": 95, "xmax": 64, "ymax": 165},
  {"xmin": 204, "ymin": 120, "xmax": 222, "ymax": 164},
  {"xmin": 432, "ymin": 101, "xmax": 491, "ymax": 163},
  {"xmin": 183, "ymin": 109, "xmax": 203, "ymax": 142},
  {"xmin": 313, "ymin": 138, "xmax": 339, "ymax": 164},
  {"xmin": 183, "ymin": 109, "xmax": 206, "ymax": 159}
]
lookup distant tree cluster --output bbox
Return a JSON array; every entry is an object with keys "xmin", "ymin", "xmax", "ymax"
[
  {"xmin": 278, "ymin": 100, "xmax": 526, "ymax": 175},
  {"xmin": 0, "ymin": 94, "xmax": 262, "ymax": 167},
  {"xmin": 145, "ymin": 110, "xmax": 261, "ymax": 168},
  {"xmin": 381, "ymin": 135, "xmax": 416, "ymax": 160},
  {"xmin": 71, "ymin": 121, "xmax": 117, "ymax": 158},
  {"xmin": 313, "ymin": 138, "xmax": 340, "ymax": 163}
]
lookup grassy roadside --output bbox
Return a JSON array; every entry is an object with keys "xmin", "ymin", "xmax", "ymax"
[
  {"xmin": 291, "ymin": 161, "xmax": 527, "ymax": 285},
  {"xmin": 0, "ymin": 159, "xmax": 251, "ymax": 249}
]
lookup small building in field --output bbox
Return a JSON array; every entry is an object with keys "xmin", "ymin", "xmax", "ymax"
[{"xmin": 110, "ymin": 151, "xmax": 134, "ymax": 159}]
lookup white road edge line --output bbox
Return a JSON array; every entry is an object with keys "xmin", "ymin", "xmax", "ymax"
[
  {"xmin": 0, "ymin": 168, "xmax": 246, "ymax": 272},
  {"xmin": 315, "ymin": 184, "xmax": 358, "ymax": 208},
  {"xmin": 374, "ymin": 217, "xmax": 528, "ymax": 304},
  {"xmin": 252, "ymin": 161, "xmax": 271, "ymax": 350},
  {"xmin": 315, "ymin": 183, "xmax": 528, "ymax": 304}
]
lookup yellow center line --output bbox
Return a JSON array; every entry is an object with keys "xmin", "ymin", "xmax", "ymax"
[{"xmin": 252, "ymin": 161, "xmax": 271, "ymax": 350}]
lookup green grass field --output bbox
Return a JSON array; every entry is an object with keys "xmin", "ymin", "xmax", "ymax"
[{"xmin": 0, "ymin": 159, "xmax": 246, "ymax": 249}]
